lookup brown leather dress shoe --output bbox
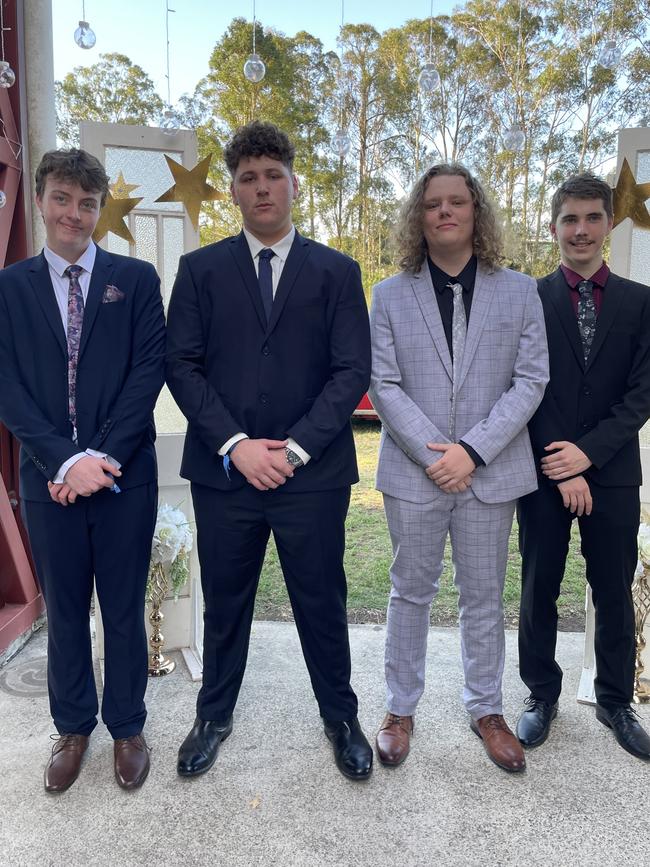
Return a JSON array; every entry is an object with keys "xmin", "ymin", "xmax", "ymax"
[
  {"xmin": 44, "ymin": 734, "xmax": 89, "ymax": 793},
  {"xmin": 114, "ymin": 734, "xmax": 151, "ymax": 790},
  {"xmin": 376, "ymin": 713, "xmax": 414, "ymax": 766},
  {"xmin": 470, "ymin": 714, "xmax": 526, "ymax": 773}
]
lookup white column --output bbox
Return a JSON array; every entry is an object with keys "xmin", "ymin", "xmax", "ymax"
[{"xmin": 23, "ymin": 0, "xmax": 56, "ymax": 254}]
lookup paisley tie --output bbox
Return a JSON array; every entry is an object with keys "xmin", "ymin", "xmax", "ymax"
[
  {"xmin": 577, "ymin": 280, "xmax": 596, "ymax": 363},
  {"xmin": 64, "ymin": 264, "xmax": 84, "ymax": 442}
]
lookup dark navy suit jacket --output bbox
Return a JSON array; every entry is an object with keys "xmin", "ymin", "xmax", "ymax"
[
  {"xmin": 0, "ymin": 246, "xmax": 166, "ymax": 502},
  {"xmin": 165, "ymin": 231, "xmax": 371, "ymax": 492},
  {"xmin": 529, "ymin": 268, "xmax": 650, "ymax": 488}
]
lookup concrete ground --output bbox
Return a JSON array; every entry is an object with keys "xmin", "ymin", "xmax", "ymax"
[{"xmin": 0, "ymin": 622, "xmax": 648, "ymax": 867}]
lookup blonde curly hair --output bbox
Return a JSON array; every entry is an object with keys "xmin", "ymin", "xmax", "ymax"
[{"xmin": 394, "ymin": 163, "xmax": 504, "ymax": 274}]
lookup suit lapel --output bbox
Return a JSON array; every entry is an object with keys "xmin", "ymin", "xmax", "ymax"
[
  {"xmin": 410, "ymin": 264, "xmax": 453, "ymax": 380},
  {"xmin": 456, "ymin": 264, "xmax": 496, "ymax": 390},
  {"xmin": 585, "ymin": 272, "xmax": 625, "ymax": 369},
  {"xmin": 78, "ymin": 246, "xmax": 114, "ymax": 360},
  {"xmin": 228, "ymin": 232, "xmax": 267, "ymax": 330},
  {"xmin": 267, "ymin": 232, "xmax": 310, "ymax": 332},
  {"xmin": 27, "ymin": 253, "xmax": 67, "ymax": 356},
  {"xmin": 546, "ymin": 268, "xmax": 585, "ymax": 368}
]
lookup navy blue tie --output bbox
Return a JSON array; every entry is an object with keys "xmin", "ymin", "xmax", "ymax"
[{"xmin": 258, "ymin": 248, "xmax": 275, "ymax": 322}]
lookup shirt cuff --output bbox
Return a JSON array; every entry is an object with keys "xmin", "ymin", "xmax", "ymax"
[
  {"xmin": 287, "ymin": 437, "xmax": 310, "ymax": 466},
  {"xmin": 459, "ymin": 440, "xmax": 484, "ymax": 467},
  {"xmin": 86, "ymin": 449, "xmax": 121, "ymax": 469},
  {"xmin": 218, "ymin": 433, "xmax": 248, "ymax": 456},
  {"xmin": 53, "ymin": 452, "xmax": 87, "ymax": 484}
]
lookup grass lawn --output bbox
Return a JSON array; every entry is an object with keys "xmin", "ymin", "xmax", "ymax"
[{"xmin": 255, "ymin": 422, "xmax": 587, "ymax": 630}]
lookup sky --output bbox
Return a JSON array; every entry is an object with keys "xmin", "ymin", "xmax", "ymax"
[{"xmin": 52, "ymin": 0, "xmax": 457, "ymax": 104}]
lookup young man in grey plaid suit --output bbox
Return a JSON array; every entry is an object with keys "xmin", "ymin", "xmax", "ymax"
[{"xmin": 369, "ymin": 164, "xmax": 549, "ymax": 772}]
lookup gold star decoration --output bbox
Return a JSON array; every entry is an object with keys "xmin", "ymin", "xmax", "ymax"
[
  {"xmin": 154, "ymin": 154, "xmax": 226, "ymax": 229},
  {"xmin": 612, "ymin": 158, "xmax": 650, "ymax": 230},
  {"xmin": 93, "ymin": 191, "xmax": 142, "ymax": 244},
  {"xmin": 110, "ymin": 170, "xmax": 140, "ymax": 199}
]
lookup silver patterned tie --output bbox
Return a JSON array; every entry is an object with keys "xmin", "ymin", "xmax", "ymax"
[{"xmin": 449, "ymin": 282, "xmax": 467, "ymax": 441}]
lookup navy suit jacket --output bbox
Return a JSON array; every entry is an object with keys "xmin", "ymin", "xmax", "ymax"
[
  {"xmin": 529, "ymin": 268, "xmax": 650, "ymax": 488},
  {"xmin": 0, "ymin": 246, "xmax": 166, "ymax": 502},
  {"xmin": 165, "ymin": 231, "xmax": 371, "ymax": 492}
]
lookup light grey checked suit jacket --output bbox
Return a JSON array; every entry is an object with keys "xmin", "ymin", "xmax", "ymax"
[{"xmin": 369, "ymin": 262, "xmax": 549, "ymax": 505}]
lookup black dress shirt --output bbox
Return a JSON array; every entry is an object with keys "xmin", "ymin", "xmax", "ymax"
[
  {"xmin": 426, "ymin": 255, "xmax": 484, "ymax": 467},
  {"xmin": 428, "ymin": 255, "xmax": 477, "ymax": 359}
]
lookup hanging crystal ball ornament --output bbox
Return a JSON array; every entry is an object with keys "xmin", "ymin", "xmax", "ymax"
[
  {"xmin": 243, "ymin": 53, "xmax": 266, "ymax": 83},
  {"xmin": 0, "ymin": 61, "xmax": 15, "ymax": 88},
  {"xmin": 159, "ymin": 108, "xmax": 181, "ymax": 135},
  {"xmin": 418, "ymin": 63, "xmax": 440, "ymax": 93},
  {"xmin": 503, "ymin": 123, "xmax": 525, "ymax": 152},
  {"xmin": 331, "ymin": 129, "xmax": 351, "ymax": 158},
  {"xmin": 0, "ymin": 190, "xmax": 6, "ymax": 208},
  {"xmin": 74, "ymin": 20, "xmax": 96, "ymax": 49},
  {"xmin": 598, "ymin": 39, "xmax": 622, "ymax": 70}
]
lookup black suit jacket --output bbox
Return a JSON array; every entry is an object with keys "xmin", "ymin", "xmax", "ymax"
[
  {"xmin": 165, "ymin": 231, "xmax": 371, "ymax": 492},
  {"xmin": 529, "ymin": 268, "xmax": 650, "ymax": 488},
  {"xmin": 0, "ymin": 246, "xmax": 166, "ymax": 502}
]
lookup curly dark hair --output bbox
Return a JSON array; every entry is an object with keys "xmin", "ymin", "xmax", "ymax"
[
  {"xmin": 550, "ymin": 172, "xmax": 613, "ymax": 224},
  {"xmin": 35, "ymin": 149, "xmax": 110, "ymax": 205},
  {"xmin": 224, "ymin": 120, "xmax": 296, "ymax": 176},
  {"xmin": 394, "ymin": 163, "xmax": 504, "ymax": 274}
]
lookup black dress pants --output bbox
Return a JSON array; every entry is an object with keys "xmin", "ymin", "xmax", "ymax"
[
  {"xmin": 191, "ymin": 482, "xmax": 358, "ymax": 723},
  {"xmin": 518, "ymin": 481, "xmax": 638, "ymax": 708}
]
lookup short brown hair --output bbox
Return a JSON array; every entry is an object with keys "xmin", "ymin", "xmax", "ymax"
[
  {"xmin": 550, "ymin": 173, "xmax": 613, "ymax": 224},
  {"xmin": 393, "ymin": 163, "xmax": 504, "ymax": 274},
  {"xmin": 35, "ymin": 148, "xmax": 110, "ymax": 206},
  {"xmin": 224, "ymin": 120, "xmax": 295, "ymax": 176}
]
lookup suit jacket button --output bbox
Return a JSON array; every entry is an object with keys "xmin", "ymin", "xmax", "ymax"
[
  {"xmin": 260, "ymin": 393, "xmax": 268, "ymax": 404},
  {"xmin": 262, "ymin": 345, "xmax": 270, "ymax": 356}
]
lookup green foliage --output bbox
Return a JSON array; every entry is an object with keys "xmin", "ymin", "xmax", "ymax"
[
  {"xmin": 55, "ymin": 4, "xmax": 650, "ymax": 284},
  {"xmin": 56, "ymin": 53, "xmax": 164, "ymax": 148}
]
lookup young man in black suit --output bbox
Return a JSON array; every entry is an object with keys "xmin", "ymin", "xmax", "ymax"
[
  {"xmin": 0, "ymin": 150, "xmax": 166, "ymax": 790},
  {"xmin": 517, "ymin": 173, "xmax": 650, "ymax": 759},
  {"xmin": 165, "ymin": 121, "xmax": 373, "ymax": 780}
]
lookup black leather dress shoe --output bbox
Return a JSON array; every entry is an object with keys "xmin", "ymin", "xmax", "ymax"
[
  {"xmin": 323, "ymin": 717, "xmax": 373, "ymax": 780},
  {"xmin": 177, "ymin": 716, "xmax": 233, "ymax": 777},
  {"xmin": 596, "ymin": 704, "xmax": 650, "ymax": 760},
  {"xmin": 516, "ymin": 697, "xmax": 558, "ymax": 747}
]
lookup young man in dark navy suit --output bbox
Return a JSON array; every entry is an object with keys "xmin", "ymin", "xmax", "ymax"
[
  {"xmin": 0, "ymin": 150, "xmax": 165, "ymax": 791},
  {"xmin": 166, "ymin": 121, "xmax": 373, "ymax": 780},
  {"xmin": 517, "ymin": 173, "xmax": 650, "ymax": 760}
]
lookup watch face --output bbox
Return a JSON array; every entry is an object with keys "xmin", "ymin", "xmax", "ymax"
[{"xmin": 285, "ymin": 448, "xmax": 303, "ymax": 468}]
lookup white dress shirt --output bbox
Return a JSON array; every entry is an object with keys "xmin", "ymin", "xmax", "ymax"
[
  {"xmin": 218, "ymin": 226, "xmax": 310, "ymax": 466},
  {"xmin": 43, "ymin": 243, "xmax": 121, "ymax": 483}
]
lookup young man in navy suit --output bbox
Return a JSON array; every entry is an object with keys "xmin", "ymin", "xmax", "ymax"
[
  {"xmin": 166, "ymin": 121, "xmax": 373, "ymax": 780},
  {"xmin": 517, "ymin": 173, "xmax": 650, "ymax": 760},
  {"xmin": 0, "ymin": 149, "xmax": 166, "ymax": 791}
]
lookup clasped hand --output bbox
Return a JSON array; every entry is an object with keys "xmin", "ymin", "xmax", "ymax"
[
  {"xmin": 48, "ymin": 456, "xmax": 122, "ymax": 505},
  {"xmin": 425, "ymin": 442, "xmax": 475, "ymax": 493},
  {"xmin": 230, "ymin": 438, "xmax": 294, "ymax": 491},
  {"xmin": 541, "ymin": 441, "xmax": 591, "ymax": 480}
]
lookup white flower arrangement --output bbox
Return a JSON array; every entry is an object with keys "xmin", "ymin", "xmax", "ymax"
[
  {"xmin": 638, "ymin": 522, "xmax": 650, "ymax": 570},
  {"xmin": 147, "ymin": 503, "xmax": 194, "ymax": 601}
]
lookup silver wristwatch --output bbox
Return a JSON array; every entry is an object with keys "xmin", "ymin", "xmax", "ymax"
[{"xmin": 285, "ymin": 447, "xmax": 304, "ymax": 468}]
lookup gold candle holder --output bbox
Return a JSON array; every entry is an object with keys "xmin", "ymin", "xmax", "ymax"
[
  {"xmin": 147, "ymin": 562, "xmax": 176, "ymax": 677},
  {"xmin": 632, "ymin": 565, "xmax": 650, "ymax": 703}
]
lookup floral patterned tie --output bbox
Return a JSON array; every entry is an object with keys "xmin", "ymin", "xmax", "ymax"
[
  {"xmin": 577, "ymin": 279, "xmax": 596, "ymax": 363},
  {"xmin": 64, "ymin": 264, "xmax": 84, "ymax": 442},
  {"xmin": 449, "ymin": 282, "xmax": 467, "ymax": 441}
]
